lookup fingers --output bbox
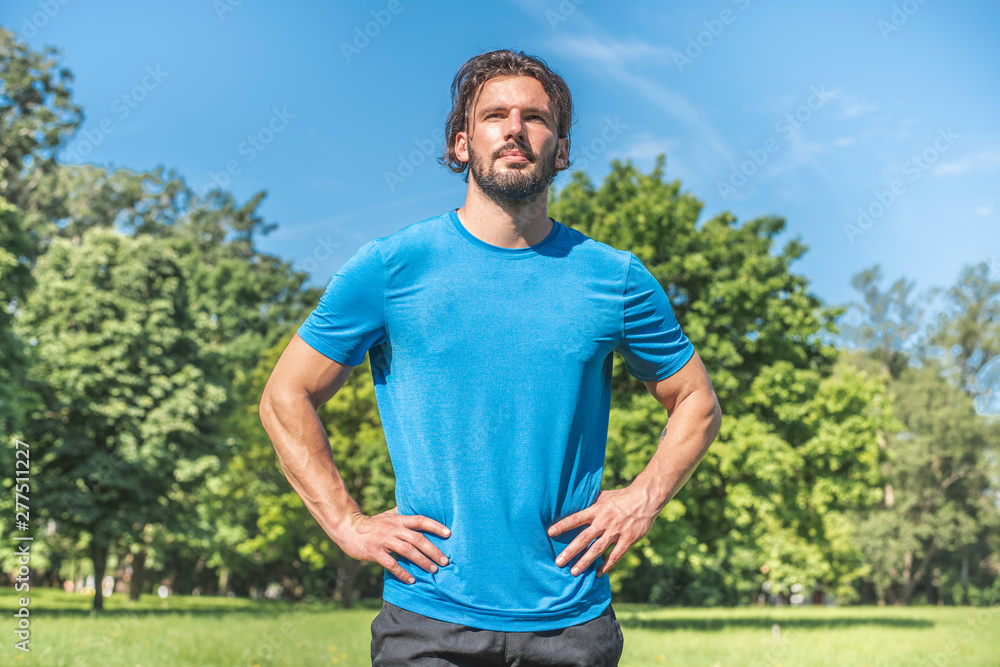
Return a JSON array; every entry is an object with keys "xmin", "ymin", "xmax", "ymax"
[
  {"xmin": 547, "ymin": 509, "xmax": 591, "ymax": 537},
  {"xmin": 370, "ymin": 514, "xmax": 452, "ymax": 585},
  {"xmin": 560, "ymin": 531, "xmax": 614, "ymax": 576},
  {"xmin": 375, "ymin": 552, "xmax": 414, "ymax": 584},
  {"xmin": 555, "ymin": 526, "xmax": 599, "ymax": 568},
  {"xmin": 596, "ymin": 543, "xmax": 624, "ymax": 577},
  {"xmin": 404, "ymin": 531, "xmax": 450, "ymax": 568},
  {"xmin": 393, "ymin": 535, "xmax": 445, "ymax": 574},
  {"xmin": 402, "ymin": 514, "xmax": 452, "ymax": 539}
]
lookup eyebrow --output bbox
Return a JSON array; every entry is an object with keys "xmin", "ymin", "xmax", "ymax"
[{"xmin": 477, "ymin": 105, "xmax": 552, "ymax": 119}]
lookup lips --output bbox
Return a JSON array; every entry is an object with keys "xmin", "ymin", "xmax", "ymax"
[{"xmin": 499, "ymin": 150, "xmax": 530, "ymax": 162}]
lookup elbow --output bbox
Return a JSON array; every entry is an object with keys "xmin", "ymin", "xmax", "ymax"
[
  {"xmin": 259, "ymin": 388, "xmax": 276, "ymax": 432},
  {"xmin": 258, "ymin": 382, "xmax": 291, "ymax": 431},
  {"xmin": 259, "ymin": 382, "xmax": 313, "ymax": 432},
  {"xmin": 708, "ymin": 391, "xmax": 722, "ymax": 441}
]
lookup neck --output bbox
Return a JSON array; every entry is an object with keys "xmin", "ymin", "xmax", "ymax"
[{"xmin": 456, "ymin": 181, "xmax": 552, "ymax": 249}]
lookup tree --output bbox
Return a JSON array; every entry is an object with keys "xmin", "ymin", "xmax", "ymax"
[
  {"xmin": 210, "ymin": 329, "xmax": 395, "ymax": 607},
  {"xmin": 853, "ymin": 360, "xmax": 999, "ymax": 604},
  {"xmin": 841, "ymin": 265, "xmax": 925, "ymax": 379},
  {"xmin": 0, "ymin": 196, "xmax": 34, "ymax": 433},
  {"xmin": 0, "ymin": 26, "xmax": 83, "ymax": 217},
  {"xmin": 15, "ymin": 227, "xmax": 227, "ymax": 610},
  {"xmin": 847, "ymin": 264, "xmax": 1000, "ymax": 605},
  {"xmin": 929, "ymin": 261, "xmax": 1000, "ymax": 403},
  {"xmin": 549, "ymin": 157, "xmax": 885, "ymax": 603}
]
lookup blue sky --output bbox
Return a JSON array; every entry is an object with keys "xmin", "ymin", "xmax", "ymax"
[{"xmin": 2, "ymin": 0, "xmax": 997, "ymax": 309}]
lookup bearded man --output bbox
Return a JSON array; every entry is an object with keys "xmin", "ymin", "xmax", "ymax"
[{"xmin": 260, "ymin": 49, "xmax": 722, "ymax": 667}]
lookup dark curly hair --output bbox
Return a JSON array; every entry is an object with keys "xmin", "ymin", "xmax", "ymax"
[{"xmin": 439, "ymin": 49, "xmax": 574, "ymax": 182}]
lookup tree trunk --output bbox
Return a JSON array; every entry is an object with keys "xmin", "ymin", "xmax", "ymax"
[
  {"xmin": 129, "ymin": 548, "xmax": 146, "ymax": 601},
  {"xmin": 91, "ymin": 541, "xmax": 109, "ymax": 612},
  {"xmin": 336, "ymin": 559, "xmax": 362, "ymax": 609},
  {"xmin": 218, "ymin": 568, "xmax": 230, "ymax": 596},
  {"xmin": 900, "ymin": 545, "xmax": 938, "ymax": 605},
  {"xmin": 961, "ymin": 557, "xmax": 970, "ymax": 605}
]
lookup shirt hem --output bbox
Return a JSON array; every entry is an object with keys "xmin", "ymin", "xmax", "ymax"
[
  {"xmin": 381, "ymin": 582, "xmax": 612, "ymax": 632},
  {"xmin": 296, "ymin": 326, "xmax": 358, "ymax": 366},
  {"xmin": 633, "ymin": 342, "xmax": 696, "ymax": 382}
]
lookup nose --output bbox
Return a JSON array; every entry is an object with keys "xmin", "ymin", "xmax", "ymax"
[{"xmin": 503, "ymin": 110, "xmax": 527, "ymax": 143}]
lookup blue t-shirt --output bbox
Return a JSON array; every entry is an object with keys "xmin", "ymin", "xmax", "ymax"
[{"xmin": 297, "ymin": 208, "xmax": 694, "ymax": 631}]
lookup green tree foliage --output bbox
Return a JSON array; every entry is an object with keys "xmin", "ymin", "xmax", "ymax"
[
  {"xmin": 549, "ymin": 157, "xmax": 887, "ymax": 604},
  {"xmin": 853, "ymin": 360, "xmax": 1000, "ymax": 604},
  {"xmin": 841, "ymin": 265, "xmax": 925, "ymax": 378},
  {"xmin": 205, "ymin": 330, "xmax": 395, "ymax": 606},
  {"xmin": 14, "ymin": 228, "xmax": 227, "ymax": 610},
  {"xmin": 0, "ymin": 197, "xmax": 34, "ymax": 433},
  {"xmin": 929, "ymin": 261, "xmax": 1000, "ymax": 401},
  {"xmin": 848, "ymin": 266, "xmax": 1000, "ymax": 605},
  {"xmin": 0, "ymin": 27, "xmax": 82, "ymax": 216}
]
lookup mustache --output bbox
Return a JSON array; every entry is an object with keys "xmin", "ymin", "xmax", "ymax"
[{"xmin": 493, "ymin": 143, "xmax": 534, "ymax": 161}]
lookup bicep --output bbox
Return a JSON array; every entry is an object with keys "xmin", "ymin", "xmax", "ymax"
[
  {"xmin": 642, "ymin": 350, "xmax": 715, "ymax": 414},
  {"xmin": 262, "ymin": 333, "xmax": 356, "ymax": 409}
]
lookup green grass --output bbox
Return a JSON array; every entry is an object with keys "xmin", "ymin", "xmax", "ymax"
[{"xmin": 2, "ymin": 588, "xmax": 998, "ymax": 666}]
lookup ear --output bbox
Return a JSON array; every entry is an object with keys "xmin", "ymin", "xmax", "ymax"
[
  {"xmin": 455, "ymin": 131, "xmax": 470, "ymax": 164},
  {"xmin": 555, "ymin": 136, "xmax": 569, "ymax": 170}
]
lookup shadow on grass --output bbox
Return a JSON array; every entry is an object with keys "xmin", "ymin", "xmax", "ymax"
[
  {"xmin": 618, "ymin": 616, "xmax": 934, "ymax": 631},
  {"xmin": 5, "ymin": 599, "xmax": 383, "ymax": 619}
]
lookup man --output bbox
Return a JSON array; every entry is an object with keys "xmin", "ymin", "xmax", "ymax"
[{"xmin": 259, "ymin": 49, "xmax": 721, "ymax": 666}]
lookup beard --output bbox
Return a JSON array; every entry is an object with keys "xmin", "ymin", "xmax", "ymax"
[{"xmin": 468, "ymin": 139, "xmax": 559, "ymax": 206}]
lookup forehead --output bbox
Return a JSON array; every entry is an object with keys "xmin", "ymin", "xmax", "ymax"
[{"xmin": 472, "ymin": 76, "xmax": 553, "ymax": 114}]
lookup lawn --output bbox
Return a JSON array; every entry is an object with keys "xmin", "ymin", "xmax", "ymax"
[{"xmin": 2, "ymin": 588, "xmax": 997, "ymax": 666}]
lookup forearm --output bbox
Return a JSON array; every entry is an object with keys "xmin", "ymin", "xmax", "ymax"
[
  {"xmin": 630, "ymin": 388, "xmax": 721, "ymax": 514},
  {"xmin": 259, "ymin": 389, "xmax": 362, "ymax": 544}
]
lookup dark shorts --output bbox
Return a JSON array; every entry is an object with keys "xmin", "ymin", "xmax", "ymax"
[{"xmin": 371, "ymin": 600, "xmax": 624, "ymax": 666}]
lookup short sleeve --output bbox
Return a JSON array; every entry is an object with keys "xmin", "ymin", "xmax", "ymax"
[
  {"xmin": 614, "ymin": 252, "xmax": 695, "ymax": 381},
  {"xmin": 297, "ymin": 239, "xmax": 387, "ymax": 366}
]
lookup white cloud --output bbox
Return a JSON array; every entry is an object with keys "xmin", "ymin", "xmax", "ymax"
[
  {"xmin": 933, "ymin": 151, "xmax": 1000, "ymax": 176},
  {"xmin": 838, "ymin": 101, "xmax": 879, "ymax": 120},
  {"xmin": 837, "ymin": 94, "xmax": 879, "ymax": 120},
  {"xmin": 834, "ymin": 137, "xmax": 855, "ymax": 147},
  {"xmin": 620, "ymin": 134, "xmax": 709, "ymax": 187},
  {"xmin": 547, "ymin": 33, "xmax": 676, "ymax": 67},
  {"xmin": 623, "ymin": 135, "xmax": 678, "ymax": 161},
  {"xmin": 548, "ymin": 34, "xmax": 734, "ymax": 164},
  {"xmin": 977, "ymin": 205, "xmax": 991, "ymax": 216}
]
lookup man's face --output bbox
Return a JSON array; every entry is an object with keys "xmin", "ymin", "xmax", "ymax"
[{"xmin": 456, "ymin": 75, "xmax": 569, "ymax": 205}]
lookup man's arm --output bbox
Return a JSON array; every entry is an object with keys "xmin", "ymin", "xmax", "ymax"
[
  {"xmin": 547, "ymin": 350, "xmax": 722, "ymax": 577},
  {"xmin": 259, "ymin": 333, "xmax": 451, "ymax": 584}
]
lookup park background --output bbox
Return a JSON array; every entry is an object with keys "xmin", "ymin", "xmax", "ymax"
[{"xmin": 1, "ymin": 0, "xmax": 999, "ymax": 665}]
